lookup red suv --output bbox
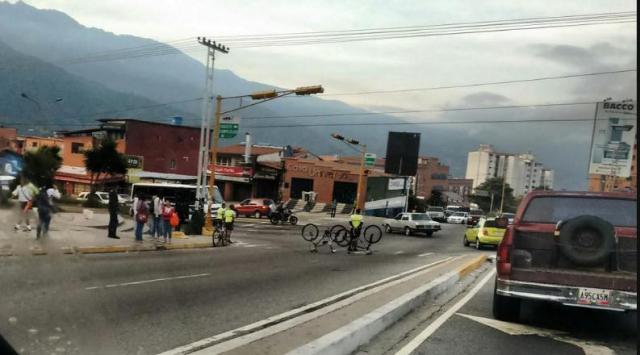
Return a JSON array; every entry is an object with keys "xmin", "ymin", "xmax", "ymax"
[
  {"xmin": 233, "ymin": 198, "xmax": 275, "ymax": 218},
  {"xmin": 493, "ymin": 191, "xmax": 636, "ymax": 321}
]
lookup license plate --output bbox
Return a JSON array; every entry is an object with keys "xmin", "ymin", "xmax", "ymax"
[{"xmin": 577, "ymin": 288, "xmax": 610, "ymax": 306}]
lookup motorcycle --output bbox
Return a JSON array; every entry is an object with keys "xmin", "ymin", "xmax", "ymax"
[{"xmin": 270, "ymin": 208, "xmax": 298, "ymax": 225}]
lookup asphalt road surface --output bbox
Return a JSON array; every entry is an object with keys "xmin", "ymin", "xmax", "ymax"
[
  {"xmin": 406, "ymin": 268, "xmax": 637, "ymax": 355},
  {"xmin": 0, "ymin": 219, "xmax": 476, "ymax": 354}
]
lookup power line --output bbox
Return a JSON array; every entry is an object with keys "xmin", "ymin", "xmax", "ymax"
[
  {"xmin": 49, "ymin": 11, "xmax": 635, "ymax": 65},
  {"xmin": 244, "ymin": 118, "xmax": 600, "ymax": 129},
  {"xmin": 316, "ymin": 69, "xmax": 637, "ymax": 96},
  {"xmin": 240, "ymin": 101, "xmax": 600, "ymax": 120}
]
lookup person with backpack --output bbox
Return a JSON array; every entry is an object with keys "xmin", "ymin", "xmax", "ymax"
[
  {"xmin": 134, "ymin": 196, "xmax": 149, "ymax": 242},
  {"xmin": 161, "ymin": 199, "xmax": 176, "ymax": 243},
  {"xmin": 35, "ymin": 187, "xmax": 52, "ymax": 239}
]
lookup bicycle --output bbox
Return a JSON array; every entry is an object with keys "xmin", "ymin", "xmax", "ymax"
[
  {"xmin": 347, "ymin": 224, "xmax": 383, "ymax": 254},
  {"xmin": 301, "ymin": 223, "xmax": 337, "ymax": 253},
  {"xmin": 212, "ymin": 220, "xmax": 227, "ymax": 247}
]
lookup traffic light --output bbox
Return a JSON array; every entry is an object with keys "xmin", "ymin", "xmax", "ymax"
[
  {"xmin": 250, "ymin": 90, "xmax": 278, "ymax": 100},
  {"xmin": 294, "ymin": 85, "xmax": 324, "ymax": 95}
]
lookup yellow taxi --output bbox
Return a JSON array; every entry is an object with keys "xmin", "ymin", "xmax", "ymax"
[{"xmin": 463, "ymin": 217, "xmax": 507, "ymax": 249}]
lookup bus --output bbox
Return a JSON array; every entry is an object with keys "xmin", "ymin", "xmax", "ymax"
[{"xmin": 130, "ymin": 183, "xmax": 224, "ymax": 220}]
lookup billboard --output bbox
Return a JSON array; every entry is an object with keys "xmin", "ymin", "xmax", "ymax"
[
  {"xmin": 588, "ymin": 101, "xmax": 637, "ymax": 177},
  {"xmin": 384, "ymin": 132, "xmax": 420, "ymax": 176}
]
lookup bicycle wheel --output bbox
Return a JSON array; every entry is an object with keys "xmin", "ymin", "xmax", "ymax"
[
  {"xmin": 301, "ymin": 223, "xmax": 320, "ymax": 241},
  {"xmin": 289, "ymin": 215, "xmax": 299, "ymax": 225},
  {"xmin": 218, "ymin": 229, "xmax": 226, "ymax": 247},
  {"xmin": 332, "ymin": 225, "xmax": 350, "ymax": 247},
  {"xmin": 211, "ymin": 228, "xmax": 218, "ymax": 247},
  {"xmin": 364, "ymin": 225, "xmax": 383, "ymax": 244}
]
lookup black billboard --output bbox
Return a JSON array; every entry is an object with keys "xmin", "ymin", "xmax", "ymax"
[{"xmin": 384, "ymin": 132, "xmax": 420, "ymax": 176}]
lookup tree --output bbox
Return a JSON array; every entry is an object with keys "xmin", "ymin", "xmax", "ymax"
[
  {"xmin": 22, "ymin": 145, "xmax": 62, "ymax": 187},
  {"xmin": 426, "ymin": 189, "xmax": 446, "ymax": 207},
  {"xmin": 470, "ymin": 178, "xmax": 516, "ymax": 213},
  {"xmin": 84, "ymin": 138, "xmax": 127, "ymax": 192}
]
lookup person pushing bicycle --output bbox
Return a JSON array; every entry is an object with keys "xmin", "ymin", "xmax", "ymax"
[{"xmin": 348, "ymin": 208, "xmax": 363, "ymax": 252}]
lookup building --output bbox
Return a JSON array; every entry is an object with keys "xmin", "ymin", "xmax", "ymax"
[
  {"xmin": 465, "ymin": 144, "xmax": 554, "ymax": 196},
  {"xmin": 588, "ymin": 137, "xmax": 637, "ymax": 193},
  {"xmin": 281, "ymin": 157, "xmax": 389, "ymax": 208},
  {"xmin": 446, "ymin": 178, "xmax": 473, "ymax": 205},
  {"xmin": 0, "ymin": 127, "xmax": 18, "ymax": 151},
  {"xmin": 56, "ymin": 118, "xmax": 203, "ymax": 194},
  {"xmin": 212, "ymin": 139, "xmax": 306, "ymax": 201},
  {"xmin": 414, "ymin": 156, "xmax": 449, "ymax": 200},
  {"xmin": 18, "ymin": 136, "xmax": 64, "ymax": 153}
]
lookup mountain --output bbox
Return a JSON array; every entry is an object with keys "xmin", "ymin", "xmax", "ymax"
[
  {"xmin": 0, "ymin": 1, "xmax": 603, "ymax": 189},
  {"xmin": 0, "ymin": 39, "xmax": 191, "ymax": 135}
]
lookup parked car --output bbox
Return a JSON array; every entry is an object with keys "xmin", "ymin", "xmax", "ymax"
[
  {"xmin": 76, "ymin": 191, "xmax": 109, "ymax": 205},
  {"xmin": 233, "ymin": 198, "xmax": 275, "ymax": 218},
  {"xmin": 383, "ymin": 212, "xmax": 441, "ymax": 236},
  {"xmin": 499, "ymin": 212, "xmax": 515, "ymax": 224},
  {"xmin": 467, "ymin": 208, "xmax": 484, "ymax": 225},
  {"xmin": 463, "ymin": 217, "xmax": 508, "ymax": 249},
  {"xmin": 118, "ymin": 194, "xmax": 132, "ymax": 205},
  {"xmin": 493, "ymin": 191, "xmax": 637, "ymax": 322},
  {"xmin": 426, "ymin": 206, "xmax": 446, "ymax": 222},
  {"xmin": 447, "ymin": 211, "xmax": 469, "ymax": 224}
]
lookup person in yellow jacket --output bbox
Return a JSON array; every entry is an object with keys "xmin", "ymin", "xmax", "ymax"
[
  {"xmin": 215, "ymin": 203, "xmax": 226, "ymax": 229},
  {"xmin": 224, "ymin": 204, "xmax": 237, "ymax": 243},
  {"xmin": 349, "ymin": 208, "xmax": 364, "ymax": 252}
]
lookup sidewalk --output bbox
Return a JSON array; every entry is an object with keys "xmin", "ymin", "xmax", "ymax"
[{"xmin": 0, "ymin": 207, "xmax": 215, "ymax": 256}]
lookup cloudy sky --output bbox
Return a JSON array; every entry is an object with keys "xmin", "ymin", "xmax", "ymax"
[
  {"xmin": 8, "ymin": 1, "xmax": 638, "ymax": 188},
  {"xmin": 17, "ymin": 0, "xmax": 637, "ymax": 111}
]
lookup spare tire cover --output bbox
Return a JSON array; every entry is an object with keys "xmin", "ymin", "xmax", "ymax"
[{"xmin": 558, "ymin": 215, "xmax": 615, "ymax": 266}]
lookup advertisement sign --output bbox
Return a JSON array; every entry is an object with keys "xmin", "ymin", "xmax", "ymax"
[
  {"xmin": 588, "ymin": 101, "xmax": 637, "ymax": 177},
  {"xmin": 125, "ymin": 155, "xmax": 144, "ymax": 169},
  {"xmin": 0, "ymin": 150, "xmax": 22, "ymax": 177},
  {"xmin": 208, "ymin": 165, "xmax": 253, "ymax": 177},
  {"xmin": 388, "ymin": 178, "xmax": 405, "ymax": 190}
]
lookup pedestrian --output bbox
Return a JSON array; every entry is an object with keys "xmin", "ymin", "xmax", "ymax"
[
  {"xmin": 151, "ymin": 195, "xmax": 163, "ymax": 239},
  {"xmin": 330, "ymin": 199, "xmax": 337, "ymax": 218},
  {"xmin": 46, "ymin": 185, "xmax": 61, "ymax": 213},
  {"xmin": 12, "ymin": 178, "xmax": 37, "ymax": 232},
  {"xmin": 108, "ymin": 189, "xmax": 120, "ymax": 239},
  {"xmin": 224, "ymin": 204, "xmax": 236, "ymax": 243},
  {"xmin": 161, "ymin": 199, "xmax": 175, "ymax": 243},
  {"xmin": 35, "ymin": 188, "xmax": 52, "ymax": 239},
  {"xmin": 134, "ymin": 196, "xmax": 149, "ymax": 242},
  {"xmin": 175, "ymin": 200, "xmax": 188, "ymax": 231},
  {"xmin": 145, "ymin": 195, "xmax": 156, "ymax": 235},
  {"xmin": 268, "ymin": 200, "xmax": 277, "ymax": 218}
]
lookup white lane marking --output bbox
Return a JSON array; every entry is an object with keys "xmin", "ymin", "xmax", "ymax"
[
  {"xmin": 395, "ymin": 268, "xmax": 496, "ymax": 355},
  {"xmin": 417, "ymin": 252, "xmax": 433, "ymax": 257},
  {"xmin": 457, "ymin": 314, "xmax": 615, "ymax": 355},
  {"xmin": 85, "ymin": 273, "xmax": 210, "ymax": 290},
  {"xmin": 159, "ymin": 256, "xmax": 458, "ymax": 355},
  {"xmin": 394, "ymin": 251, "xmax": 405, "ymax": 255}
]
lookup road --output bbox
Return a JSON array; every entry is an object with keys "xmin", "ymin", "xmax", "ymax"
[
  {"xmin": 0, "ymin": 218, "xmax": 474, "ymax": 354},
  {"xmin": 400, "ymin": 268, "xmax": 637, "ymax": 355}
]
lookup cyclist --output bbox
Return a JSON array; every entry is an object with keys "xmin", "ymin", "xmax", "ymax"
[
  {"xmin": 215, "ymin": 203, "xmax": 226, "ymax": 230},
  {"xmin": 348, "ymin": 208, "xmax": 364, "ymax": 252},
  {"xmin": 224, "ymin": 204, "xmax": 237, "ymax": 243}
]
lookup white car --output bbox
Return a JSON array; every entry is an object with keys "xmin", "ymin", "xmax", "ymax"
[
  {"xmin": 76, "ymin": 191, "xmax": 115, "ymax": 205},
  {"xmin": 426, "ymin": 207, "xmax": 446, "ymax": 222},
  {"xmin": 383, "ymin": 212, "xmax": 441, "ymax": 237},
  {"xmin": 447, "ymin": 211, "xmax": 469, "ymax": 224}
]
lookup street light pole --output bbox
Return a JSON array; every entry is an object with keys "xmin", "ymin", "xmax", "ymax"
[
  {"xmin": 356, "ymin": 144, "xmax": 367, "ymax": 210},
  {"xmin": 202, "ymin": 85, "xmax": 324, "ymax": 230}
]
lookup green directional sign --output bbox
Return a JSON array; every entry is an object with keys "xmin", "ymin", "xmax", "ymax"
[
  {"xmin": 364, "ymin": 153, "xmax": 376, "ymax": 167},
  {"xmin": 219, "ymin": 116, "xmax": 240, "ymax": 139}
]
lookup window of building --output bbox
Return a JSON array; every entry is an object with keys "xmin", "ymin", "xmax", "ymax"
[
  {"xmin": 31, "ymin": 142, "xmax": 38, "ymax": 147},
  {"xmin": 71, "ymin": 142, "xmax": 84, "ymax": 153},
  {"xmin": 217, "ymin": 156, "xmax": 232, "ymax": 166},
  {"xmin": 170, "ymin": 159, "xmax": 176, "ymax": 169}
]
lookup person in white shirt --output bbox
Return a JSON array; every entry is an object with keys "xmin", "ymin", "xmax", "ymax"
[
  {"xmin": 12, "ymin": 178, "xmax": 38, "ymax": 231},
  {"xmin": 151, "ymin": 195, "xmax": 163, "ymax": 239}
]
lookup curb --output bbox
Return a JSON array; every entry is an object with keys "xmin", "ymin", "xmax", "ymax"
[
  {"xmin": 287, "ymin": 254, "xmax": 488, "ymax": 355},
  {"xmin": 0, "ymin": 241, "xmax": 217, "ymax": 256}
]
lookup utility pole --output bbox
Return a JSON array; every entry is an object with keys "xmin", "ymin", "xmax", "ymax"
[
  {"xmin": 195, "ymin": 37, "xmax": 228, "ymax": 211},
  {"xmin": 498, "ymin": 158, "xmax": 508, "ymax": 214}
]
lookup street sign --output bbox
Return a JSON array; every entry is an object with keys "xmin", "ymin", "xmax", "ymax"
[
  {"xmin": 219, "ymin": 116, "xmax": 240, "ymax": 139},
  {"xmin": 474, "ymin": 190, "xmax": 490, "ymax": 197},
  {"xmin": 365, "ymin": 153, "xmax": 376, "ymax": 167},
  {"xmin": 125, "ymin": 155, "xmax": 143, "ymax": 169}
]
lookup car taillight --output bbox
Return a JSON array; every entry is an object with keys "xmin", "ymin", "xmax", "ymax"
[{"xmin": 496, "ymin": 225, "xmax": 514, "ymax": 278}]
